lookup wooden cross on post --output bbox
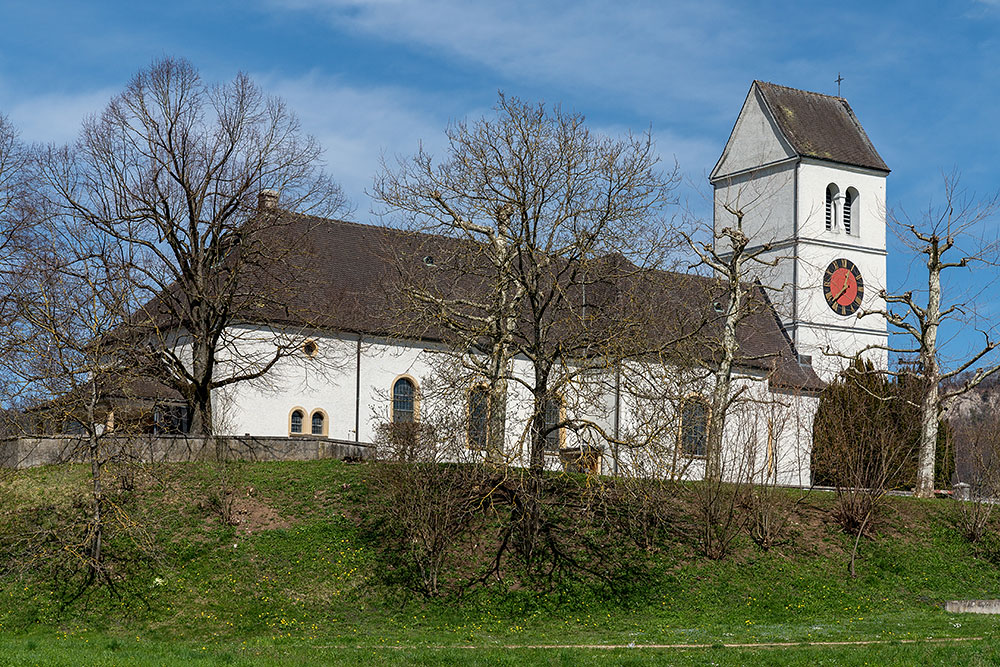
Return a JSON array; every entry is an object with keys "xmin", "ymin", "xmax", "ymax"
[{"xmin": 836, "ymin": 72, "xmax": 844, "ymax": 96}]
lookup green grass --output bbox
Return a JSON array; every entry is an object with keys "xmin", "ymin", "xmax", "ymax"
[
  {"xmin": 1, "ymin": 634, "xmax": 998, "ymax": 666},
  {"xmin": 2, "ymin": 460, "xmax": 1000, "ymax": 665}
]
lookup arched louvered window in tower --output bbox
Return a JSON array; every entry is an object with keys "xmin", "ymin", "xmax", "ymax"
[
  {"xmin": 844, "ymin": 188, "xmax": 859, "ymax": 236},
  {"xmin": 825, "ymin": 184, "xmax": 839, "ymax": 231}
]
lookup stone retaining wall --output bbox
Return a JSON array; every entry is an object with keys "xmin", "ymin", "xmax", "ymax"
[{"xmin": 0, "ymin": 434, "xmax": 373, "ymax": 469}]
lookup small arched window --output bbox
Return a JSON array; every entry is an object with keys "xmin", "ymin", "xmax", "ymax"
[
  {"xmin": 290, "ymin": 408, "xmax": 304, "ymax": 435},
  {"xmin": 679, "ymin": 397, "xmax": 709, "ymax": 458},
  {"xmin": 468, "ymin": 385, "xmax": 490, "ymax": 450},
  {"xmin": 825, "ymin": 184, "xmax": 839, "ymax": 231},
  {"xmin": 311, "ymin": 411, "xmax": 325, "ymax": 436},
  {"xmin": 844, "ymin": 188, "xmax": 859, "ymax": 236},
  {"xmin": 543, "ymin": 396, "xmax": 563, "ymax": 452},
  {"xmin": 393, "ymin": 377, "xmax": 416, "ymax": 423}
]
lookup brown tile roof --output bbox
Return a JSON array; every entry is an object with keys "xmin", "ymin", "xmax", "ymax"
[
  {"xmin": 116, "ymin": 211, "xmax": 822, "ymax": 395},
  {"xmin": 236, "ymin": 213, "xmax": 823, "ymax": 394},
  {"xmin": 755, "ymin": 81, "xmax": 889, "ymax": 173}
]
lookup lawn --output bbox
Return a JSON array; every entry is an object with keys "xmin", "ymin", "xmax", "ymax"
[{"xmin": 1, "ymin": 460, "xmax": 999, "ymax": 664}]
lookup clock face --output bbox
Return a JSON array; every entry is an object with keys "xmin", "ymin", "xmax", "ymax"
[{"xmin": 823, "ymin": 258, "xmax": 864, "ymax": 316}]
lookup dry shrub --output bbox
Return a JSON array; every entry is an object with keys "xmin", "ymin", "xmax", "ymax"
[
  {"xmin": 597, "ymin": 476, "xmax": 678, "ymax": 552},
  {"xmin": 953, "ymin": 496, "xmax": 993, "ymax": 543},
  {"xmin": 689, "ymin": 477, "xmax": 748, "ymax": 560},
  {"xmin": 368, "ymin": 422, "xmax": 488, "ymax": 597},
  {"xmin": 949, "ymin": 392, "xmax": 1000, "ymax": 544},
  {"xmin": 744, "ymin": 485, "xmax": 793, "ymax": 551}
]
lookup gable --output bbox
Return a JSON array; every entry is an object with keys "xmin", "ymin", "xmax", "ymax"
[{"xmin": 711, "ymin": 85, "xmax": 796, "ymax": 181}]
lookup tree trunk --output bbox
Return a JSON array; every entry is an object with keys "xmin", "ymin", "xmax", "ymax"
[
  {"xmin": 529, "ymin": 391, "xmax": 547, "ymax": 473},
  {"xmin": 86, "ymin": 385, "xmax": 104, "ymax": 576},
  {"xmin": 914, "ymin": 240, "xmax": 942, "ymax": 498},
  {"xmin": 189, "ymin": 383, "xmax": 213, "ymax": 436},
  {"xmin": 188, "ymin": 338, "xmax": 215, "ymax": 436},
  {"xmin": 705, "ymin": 231, "xmax": 745, "ymax": 482},
  {"xmin": 705, "ymin": 375, "xmax": 729, "ymax": 481},
  {"xmin": 915, "ymin": 379, "xmax": 940, "ymax": 498}
]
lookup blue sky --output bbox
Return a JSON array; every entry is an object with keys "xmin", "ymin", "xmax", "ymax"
[{"xmin": 3, "ymin": 0, "xmax": 1000, "ymax": 368}]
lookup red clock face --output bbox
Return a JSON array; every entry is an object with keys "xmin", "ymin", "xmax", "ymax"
[{"xmin": 824, "ymin": 258, "xmax": 864, "ymax": 316}]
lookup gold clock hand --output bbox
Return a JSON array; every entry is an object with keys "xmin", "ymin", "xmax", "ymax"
[{"xmin": 832, "ymin": 283, "xmax": 849, "ymax": 302}]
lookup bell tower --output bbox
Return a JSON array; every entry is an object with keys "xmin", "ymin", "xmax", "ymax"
[{"xmin": 710, "ymin": 81, "xmax": 889, "ymax": 380}]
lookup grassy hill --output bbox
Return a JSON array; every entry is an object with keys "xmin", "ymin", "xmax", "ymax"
[{"xmin": 1, "ymin": 459, "xmax": 999, "ymax": 665}]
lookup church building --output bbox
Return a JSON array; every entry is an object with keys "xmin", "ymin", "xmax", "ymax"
[{"xmin": 32, "ymin": 82, "xmax": 889, "ymax": 487}]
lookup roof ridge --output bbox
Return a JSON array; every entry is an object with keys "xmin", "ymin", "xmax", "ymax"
[
  {"xmin": 754, "ymin": 79, "xmax": 845, "ymax": 103},
  {"xmin": 751, "ymin": 80, "xmax": 889, "ymax": 173}
]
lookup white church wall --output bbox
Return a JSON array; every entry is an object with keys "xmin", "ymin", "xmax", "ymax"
[
  {"xmin": 712, "ymin": 161, "xmax": 796, "ymax": 257},
  {"xmin": 712, "ymin": 85, "xmax": 795, "ymax": 179},
  {"xmin": 796, "ymin": 159, "xmax": 887, "ymax": 249},
  {"xmin": 210, "ymin": 326, "xmax": 441, "ymax": 441},
  {"xmin": 203, "ymin": 324, "xmax": 816, "ymax": 486},
  {"xmin": 600, "ymin": 363, "xmax": 814, "ymax": 485}
]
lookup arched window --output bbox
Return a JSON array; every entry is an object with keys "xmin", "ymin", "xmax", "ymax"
[
  {"xmin": 844, "ymin": 188, "xmax": 859, "ymax": 236},
  {"xmin": 392, "ymin": 377, "xmax": 416, "ymax": 423},
  {"xmin": 468, "ymin": 385, "xmax": 490, "ymax": 450},
  {"xmin": 679, "ymin": 397, "xmax": 709, "ymax": 458},
  {"xmin": 289, "ymin": 408, "xmax": 305, "ymax": 435},
  {"xmin": 825, "ymin": 184, "xmax": 839, "ymax": 231},
  {"xmin": 543, "ymin": 396, "xmax": 563, "ymax": 452},
  {"xmin": 311, "ymin": 410, "xmax": 326, "ymax": 436}
]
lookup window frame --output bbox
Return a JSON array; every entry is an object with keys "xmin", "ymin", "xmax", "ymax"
[
  {"xmin": 467, "ymin": 384, "xmax": 491, "ymax": 451},
  {"xmin": 309, "ymin": 408, "xmax": 329, "ymax": 437},
  {"xmin": 289, "ymin": 407, "xmax": 307, "ymax": 436},
  {"xmin": 391, "ymin": 375, "xmax": 420, "ymax": 424},
  {"xmin": 542, "ymin": 394, "xmax": 565, "ymax": 453},
  {"xmin": 678, "ymin": 396, "xmax": 709, "ymax": 459}
]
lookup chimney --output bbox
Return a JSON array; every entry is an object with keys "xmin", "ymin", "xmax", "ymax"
[{"xmin": 258, "ymin": 189, "xmax": 279, "ymax": 211}]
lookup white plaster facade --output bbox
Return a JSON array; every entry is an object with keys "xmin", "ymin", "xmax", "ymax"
[{"xmin": 196, "ymin": 321, "xmax": 817, "ymax": 487}]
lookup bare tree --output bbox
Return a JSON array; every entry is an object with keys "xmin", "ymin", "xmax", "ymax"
[
  {"xmin": 0, "ymin": 116, "xmax": 34, "ymax": 410},
  {"xmin": 37, "ymin": 57, "xmax": 346, "ymax": 435},
  {"xmin": 685, "ymin": 200, "xmax": 781, "ymax": 481},
  {"xmin": 865, "ymin": 176, "xmax": 1000, "ymax": 497},
  {"xmin": 2, "ymin": 205, "xmax": 154, "ymax": 594},
  {"xmin": 373, "ymin": 93, "xmax": 678, "ymax": 472}
]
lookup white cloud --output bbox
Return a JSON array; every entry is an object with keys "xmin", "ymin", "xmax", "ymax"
[
  {"xmin": 2, "ymin": 87, "xmax": 115, "ymax": 145},
  {"xmin": 262, "ymin": 0, "xmax": 754, "ymax": 122},
  {"xmin": 262, "ymin": 71, "xmax": 719, "ymax": 223},
  {"xmin": 259, "ymin": 71, "xmax": 455, "ymax": 215}
]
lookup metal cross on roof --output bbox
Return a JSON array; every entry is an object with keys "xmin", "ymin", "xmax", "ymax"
[{"xmin": 835, "ymin": 72, "xmax": 844, "ymax": 96}]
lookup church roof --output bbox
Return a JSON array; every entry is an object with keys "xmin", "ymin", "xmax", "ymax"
[
  {"xmin": 121, "ymin": 211, "xmax": 823, "ymax": 394},
  {"xmin": 754, "ymin": 81, "xmax": 889, "ymax": 173},
  {"xmin": 235, "ymin": 213, "xmax": 824, "ymax": 394}
]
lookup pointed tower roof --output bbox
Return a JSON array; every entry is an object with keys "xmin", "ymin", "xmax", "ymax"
[{"xmin": 753, "ymin": 81, "xmax": 889, "ymax": 173}]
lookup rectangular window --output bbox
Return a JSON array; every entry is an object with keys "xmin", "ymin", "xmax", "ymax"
[
  {"xmin": 468, "ymin": 387, "xmax": 489, "ymax": 450},
  {"xmin": 544, "ymin": 397, "xmax": 562, "ymax": 451},
  {"xmin": 680, "ymin": 399, "xmax": 708, "ymax": 458}
]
